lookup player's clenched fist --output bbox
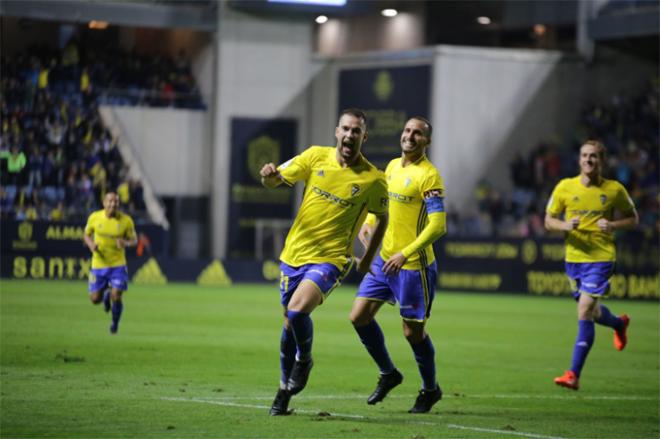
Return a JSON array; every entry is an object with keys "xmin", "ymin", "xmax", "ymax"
[
  {"xmin": 260, "ymin": 163, "xmax": 283, "ymax": 188},
  {"xmin": 260, "ymin": 163, "xmax": 279, "ymax": 178}
]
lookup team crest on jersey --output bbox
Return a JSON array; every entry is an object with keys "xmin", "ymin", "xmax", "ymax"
[
  {"xmin": 404, "ymin": 177, "xmax": 412, "ymax": 187},
  {"xmin": 600, "ymin": 194, "xmax": 607, "ymax": 205},
  {"xmin": 317, "ymin": 170, "xmax": 325, "ymax": 177},
  {"xmin": 573, "ymin": 196, "xmax": 580, "ymax": 202},
  {"xmin": 351, "ymin": 184, "xmax": 360, "ymax": 196}
]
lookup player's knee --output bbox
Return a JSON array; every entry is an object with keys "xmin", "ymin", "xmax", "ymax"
[
  {"xmin": 89, "ymin": 293, "xmax": 102, "ymax": 304},
  {"xmin": 349, "ymin": 310, "xmax": 372, "ymax": 327},
  {"xmin": 403, "ymin": 325, "xmax": 425, "ymax": 344}
]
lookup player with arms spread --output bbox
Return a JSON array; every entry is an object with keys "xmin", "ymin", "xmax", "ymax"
[
  {"xmin": 83, "ymin": 192, "xmax": 137, "ymax": 334},
  {"xmin": 546, "ymin": 140, "xmax": 638, "ymax": 390},
  {"xmin": 351, "ymin": 117, "xmax": 447, "ymax": 413},
  {"xmin": 260, "ymin": 108, "xmax": 389, "ymax": 416}
]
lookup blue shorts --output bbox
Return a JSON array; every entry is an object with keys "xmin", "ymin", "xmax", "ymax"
[
  {"xmin": 88, "ymin": 266, "xmax": 129, "ymax": 293},
  {"xmin": 356, "ymin": 254, "xmax": 437, "ymax": 322},
  {"xmin": 279, "ymin": 259, "xmax": 353, "ymax": 306},
  {"xmin": 565, "ymin": 262, "xmax": 615, "ymax": 300}
]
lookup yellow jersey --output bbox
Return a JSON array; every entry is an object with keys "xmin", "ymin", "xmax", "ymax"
[
  {"xmin": 368, "ymin": 155, "xmax": 446, "ymax": 270},
  {"xmin": 278, "ymin": 146, "xmax": 388, "ymax": 270},
  {"xmin": 84, "ymin": 210, "xmax": 136, "ymax": 269},
  {"xmin": 546, "ymin": 176, "xmax": 636, "ymax": 262}
]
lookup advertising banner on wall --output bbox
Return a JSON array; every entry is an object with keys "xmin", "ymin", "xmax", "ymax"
[
  {"xmin": 228, "ymin": 118, "xmax": 296, "ymax": 258},
  {"xmin": 434, "ymin": 236, "xmax": 659, "ymax": 299},
  {"xmin": 0, "ymin": 220, "xmax": 167, "ymax": 257},
  {"xmin": 338, "ymin": 65, "xmax": 431, "ymax": 168},
  {"xmin": 2, "ymin": 225, "xmax": 656, "ymax": 299}
]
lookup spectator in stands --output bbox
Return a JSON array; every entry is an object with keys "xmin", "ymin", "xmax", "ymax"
[
  {"xmin": 27, "ymin": 145, "xmax": 44, "ymax": 188},
  {"xmin": 3, "ymin": 145, "xmax": 27, "ymax": 186},
  {"xmin": 49, "ymin": 201, "xmax": 66, "ymax": 221}
]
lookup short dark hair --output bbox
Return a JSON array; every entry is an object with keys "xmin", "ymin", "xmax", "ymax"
[
  {"xmin": 583, "ymin": 139, "xmax": 606, "ymax": 160},
  {"xmin": 338, "ymin": 108, "xmax": 367, "ymax": 126},
  {"xmin": 409, "ymin": 116, "xmax": 432, "ymax": 138}
]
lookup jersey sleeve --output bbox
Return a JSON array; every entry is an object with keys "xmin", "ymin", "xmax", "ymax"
[
  {"xmin": 84, "ymin": 213, "xmax": 96, "ymax": 236},
  {"xmin": 546, "ymin": 181, "xmax": 566, "ymax": 216},
  {"xmin": 277, "ymin": 147, "xmax": 314, "ymax": 186},
  {"xmin": 420, "ymin": 168, "xmax": 445, "ymax": 214},
  {"xmin": 614, "ymin": 183, "xmax": 636, "ymax": 214},
  {"xmin": 400, "ymin": 167, "xmax": 447, "ymax": 259},
  {"xmin": 124, "ymin": 216, "xmax": 137, "ymax": 240},
  {"xmin": 367, "ymin": 175, "xmax": 388, "ymax": 215}
]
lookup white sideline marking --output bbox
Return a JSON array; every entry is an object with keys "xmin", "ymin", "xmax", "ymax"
[
  {"xmin": 162, "ymin": 397, "xmax": 568, "ymax": 439},
  {"xmin": 448, "ymin": 424, "xmax": 567, "ymax": 439},
  {"xmin": 184, "ymin": 393, "xmax": 656, "ymax": 402},
  {"xmin": 161, "ymin": 397, "xmax": 365, "ymax": 419}
]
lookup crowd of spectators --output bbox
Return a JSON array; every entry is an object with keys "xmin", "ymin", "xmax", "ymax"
[
  {"xmin": 0, "ymin": 41, "xmax": 171, "ymax": 222},
  {"xmin": 449, "ymin": 81, "xmax": 659, "ymax": 239}
]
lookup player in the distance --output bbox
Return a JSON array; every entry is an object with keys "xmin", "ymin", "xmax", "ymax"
[
  {"xmin": 545, "ymin": 140, "xmax": 638, "ymax": 390},
  {"xmin": 84, "ymin": 192, "xmax": 137, "ymax": 334}
]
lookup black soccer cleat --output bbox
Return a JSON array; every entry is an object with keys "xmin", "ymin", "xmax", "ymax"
[
  {"xmin": 408, "ymin": 385, "xmax": 443, "ymax": 413},
  {"xmin": 367, "ymin": 369, "xmax": 404, "ymax": 405},
  {"xmin": 286, "ymin": 359, "xmax": 313, "ymax": 395},
  {"xmin": 269, "ymin": 388, "xmax": 293, "ymax": 416}
]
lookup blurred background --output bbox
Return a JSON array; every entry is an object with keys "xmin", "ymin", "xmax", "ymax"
[{"xmin": 1, "ymin": 0, "xmax": 657, "ymax": 297}]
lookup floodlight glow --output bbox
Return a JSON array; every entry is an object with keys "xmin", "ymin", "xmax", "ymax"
[
  {"xmin": 381, "ymin": 8, "xmax": 398, "ymax": 17},
  {"xmin": 89, "ymin": 20, "xmax": 109, "ymax": 29},
  {"xmin": 268, "ymin": 0, "xmax": 346, "ymax": 6},
  {"xmin": 476, "ymin": 16, "xmax": 491, "ymax": 25},
  {"xmin": 316, "ymin": 15, "xmax": 328, "ymax": 24},
  {"xmin": 534, "ymin": 24, "xmax": 547, "ymax": 35}
]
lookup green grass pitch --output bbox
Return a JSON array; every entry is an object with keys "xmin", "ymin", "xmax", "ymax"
[{"xmin": 1, "ymin": 280, "xmax": 658, "ymax": 438}]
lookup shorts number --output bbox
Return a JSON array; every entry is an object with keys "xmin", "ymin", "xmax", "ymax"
[{"xmin": 280, "ymin": 272, "xmax": 289, "ymax": 292}]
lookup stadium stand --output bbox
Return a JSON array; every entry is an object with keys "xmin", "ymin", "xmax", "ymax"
[{"xmin": 0, "ymin": 40, "xmax": 203, "ymax": 222}]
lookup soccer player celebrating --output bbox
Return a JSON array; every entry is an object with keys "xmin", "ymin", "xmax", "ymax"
[
  {"xmin": 350, "ymin": 117, "xmax": 446, "ymax": 413},
  {"xmin": 545, "ymin": 140, "xmax": 638, "ymax": 390},
  {"xmin": 260, "ymin": 108, "xmax": 388, "ymax": 416},
  {"xmin": 83, "ymin": 192, "xmax": 137, "ymax": 334}
]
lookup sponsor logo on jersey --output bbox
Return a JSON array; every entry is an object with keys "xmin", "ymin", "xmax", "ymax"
[
  {"xmin": 389, "ymin": 192, "xmax": 414, "ymax": 203},
  {"xmin": 351, "ymin": 184, "xmax": 360, "ymax": 196},
  {"xmin": 600, "ymin": 194, "xmax": 607, "ymax": 205},
  {"xmin": 317, "ymin": 170, "xmax": 325, "ymax": 177},
  {"xmin": 311, "ymin": 186, "xmax": 354, "ymax": 208}
]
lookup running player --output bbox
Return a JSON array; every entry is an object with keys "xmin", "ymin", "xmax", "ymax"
[
  {"xmin": 260, "ymin": 108, "xmax": 389, "ymax": 416},
  {"xmin": 546, "ymin": 140, "xmax": 638, "ymax": 390},
  {"xmin": 83, "ymin": 192, "xmax": 137, "ymax": 334},
  {"xmin": 351, "ymin": 117, "xmax": 447, "ymax": 413}
]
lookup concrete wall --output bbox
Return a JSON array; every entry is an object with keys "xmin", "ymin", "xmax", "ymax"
[{"xmin": 112, "ymin": 106, "xmax": 212, "ymax": 197}]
